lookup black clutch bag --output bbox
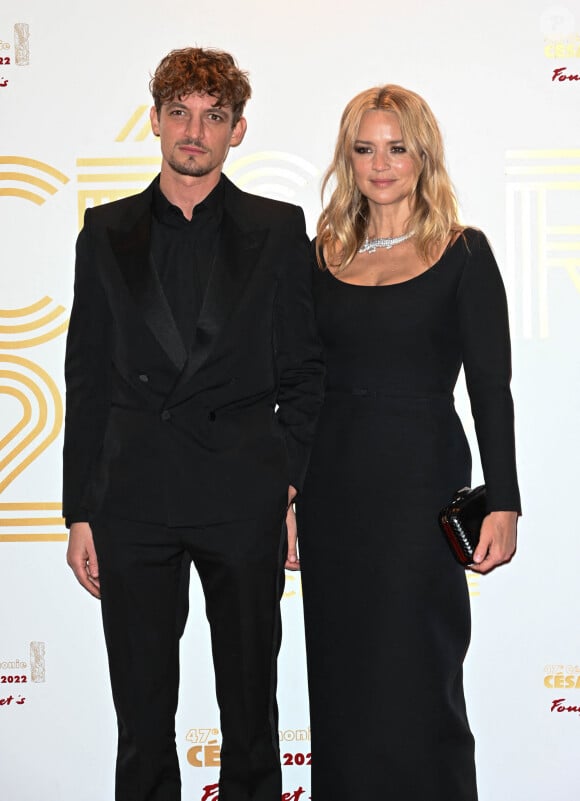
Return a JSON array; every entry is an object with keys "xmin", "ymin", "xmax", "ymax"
[{"xmin": 438, "ymin": 485, "xmax": 487, "ymax": 567}]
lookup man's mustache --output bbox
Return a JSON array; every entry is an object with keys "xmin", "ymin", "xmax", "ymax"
[{"xmin": 177, "ymin": 138, "xmax": 208, "ymax": 151}]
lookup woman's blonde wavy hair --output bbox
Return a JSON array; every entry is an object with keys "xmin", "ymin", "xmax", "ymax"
[{"xmin": 316, "ymin": 85, "xmax": 463, "ymax": 269}]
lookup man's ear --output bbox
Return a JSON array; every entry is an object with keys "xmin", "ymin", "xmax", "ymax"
[
  {"xmin": 150, "ymin": 106, "xmax": 160, "ymax": 137},
  {"xmin": 230, "ymin": 116, "xmax": 247, "ymax": 148}
]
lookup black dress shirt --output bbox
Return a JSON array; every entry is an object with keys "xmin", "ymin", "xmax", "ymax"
[{"xmin": 151, "ymin": 175, "xmax": 224, "ymax": 349}]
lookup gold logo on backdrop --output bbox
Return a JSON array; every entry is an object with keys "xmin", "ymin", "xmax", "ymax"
[
  {"xmin": 0, "ymin": 641, "xmax": 46, "ymax": 704},
  {"xmin": 0, "ymin": 297, "xmax": 68, "ymax": 349},
  {"xmin": 0, "ymin": 300, "xmax": 67, "ymax": 543},
  {"xmin": 541, "ymin": 5, "xmax": 580, "ymax": 57},
  {"xmin": 543, "ymin": 664, "xmax": 580, "ymax": 689},
  {"xmin": 505, "ymin": 149, "xmax": 580, "ymax": 338},
  {"xmin": 75, "ymin": 107, "xmax": 160, "ymax": 224},
  {"xmin": 30, "ymin": 641, "xmax": 45, "ymax": 683},
  {"xmin": 283, "ymin": 571, "xmax": 302, "ymax": 599},
  {"xmin": 226, "ymin": 151, "xmax": 319, "ymax": 202},
  {"xmin": 0, "ymin": 156, "xmax": 69, "ymax": 205},
  {"xmin": 76, "ymin": 157, "xmax": 159, "ymax": 226},
  {"xmin": 0, "ymin": 22, "xmax": 30, "ymax": 89},
  {"xmin": 115, "ymin": 106, "xmax": 155, "ymax": 142},
  {"xmin": 185, "ymin": 728, "xmax": 222, "ymax": 768},
  {"xmin": 1, "ymin": 112, "xmax": 160, "ymax": 543},
  {"xmin": 466, "ymin": 572, "xmax": 480, "ymax": 597},
  {"xmin": 14, "ymin": 23, "xmax": 30, "ymax": 66}
]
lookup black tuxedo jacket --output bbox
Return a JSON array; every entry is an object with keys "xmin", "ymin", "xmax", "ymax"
[{"xmin": 63, "ymin": 176, "xmax": 324, "ymax": 527}]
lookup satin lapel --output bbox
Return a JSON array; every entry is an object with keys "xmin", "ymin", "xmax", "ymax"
[
  {"xmin": 174, "ymin": 210, "xmax": 267, "ymax": 389},
  {"xmin": 108, "ymin": 206, "xmax": 187, "ymax": 371}
]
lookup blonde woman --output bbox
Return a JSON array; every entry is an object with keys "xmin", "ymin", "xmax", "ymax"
[{"xmin": 294, "ymin": 86, "xmax": 520, "ymax": 800}]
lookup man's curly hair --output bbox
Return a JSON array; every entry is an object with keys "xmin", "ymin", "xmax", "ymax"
[{"xmin": 149, "ymin": 47, "xmax": 251, "ymax": 124}]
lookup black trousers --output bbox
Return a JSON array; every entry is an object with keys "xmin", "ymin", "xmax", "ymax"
[{"xmin": 92, "ymin": 508, "xmax": 287, "ymax": 801}]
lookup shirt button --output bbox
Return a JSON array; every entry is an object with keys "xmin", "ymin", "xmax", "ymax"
[
  {"xmin": 138, "ymin": 373, "xmax": 149, "ymax": 383},
  {"xmin": 161, "ymin": 410, "xmax": 171, "ymax": 421}
]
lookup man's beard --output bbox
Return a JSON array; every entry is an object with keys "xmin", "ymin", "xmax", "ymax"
[
  {"xmin": 168, "ymin": 156, "xmax": 214, "ymax": 177},
  {"xmin": 167, "ymin": 140, "xmax": 214, "ymax": 178}
]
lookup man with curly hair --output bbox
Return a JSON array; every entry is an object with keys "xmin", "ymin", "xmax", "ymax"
[{"xmin": 64, "ymin": 47, "xmax": 323, "ymax": 801}]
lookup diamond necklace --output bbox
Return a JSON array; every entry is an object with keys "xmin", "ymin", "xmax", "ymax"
[{"xmin": 358, "ymin": 230, "xmax": 415, "ymax": 254}]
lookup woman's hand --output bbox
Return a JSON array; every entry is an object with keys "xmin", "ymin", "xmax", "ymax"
[
  {"xmin": 285, "ymin": 485, "xmax": 300, "ymax": 570},
  {"xmin": 470, "ymin": 510, "xmax": 518, "ymax": 574}
]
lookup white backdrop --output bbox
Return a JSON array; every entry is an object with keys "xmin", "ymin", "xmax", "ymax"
[{"xmin": 1, "ymin": 2, "xmax": 579, "ymax": 799}]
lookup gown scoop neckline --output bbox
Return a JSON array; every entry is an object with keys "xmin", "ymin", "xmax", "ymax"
[{"xmin": 324, "ymin": 231, "xmax": 465, "ymax": 289}]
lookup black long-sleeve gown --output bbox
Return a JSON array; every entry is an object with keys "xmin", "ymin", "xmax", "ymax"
[{"xmin": 297, "ymin": 229, "xmax": 521, "ymax": 800}]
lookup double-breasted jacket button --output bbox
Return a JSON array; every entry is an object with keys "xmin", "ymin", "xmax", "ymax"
[
  {"xmin": 138, "ymin": 373, "xmax": 149, "ymax": 383},
  {"xmin": 208, "ymin": 411, "xmax": 216, "ymax": 422},
  {"xmin": 161, "ymin": 410, "xmax": 171, "ymax": 421}
]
